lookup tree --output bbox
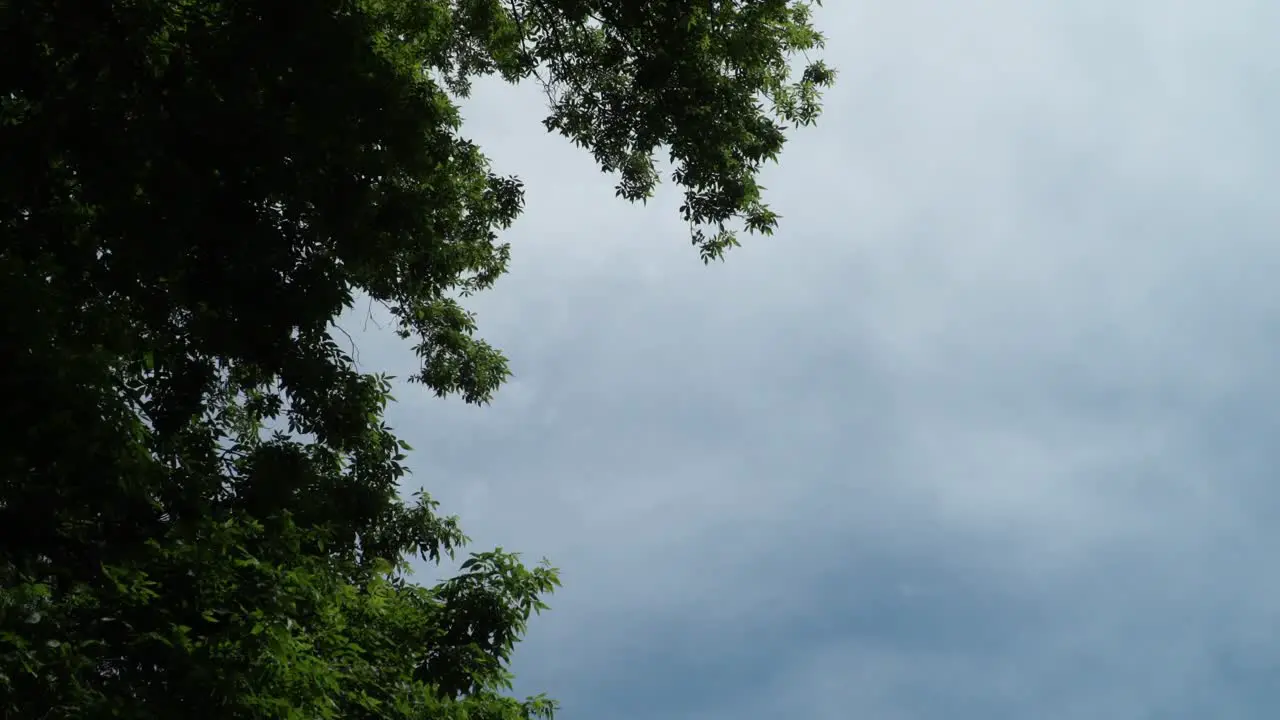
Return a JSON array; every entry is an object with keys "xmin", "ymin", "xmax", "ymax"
[{"xmin": 0, "ymin": 0, "xmax": 833, "ymax": 717}]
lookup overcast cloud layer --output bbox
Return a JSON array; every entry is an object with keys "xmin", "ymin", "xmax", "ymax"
[{"xmin": 342, "ymin": 1, "xmax": 1280, "ymax": 717}]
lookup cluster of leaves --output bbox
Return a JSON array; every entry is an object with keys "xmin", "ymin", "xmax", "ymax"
[{"xmin": 1, "ymin": 0, "xmax": 830, "ymax": 717}]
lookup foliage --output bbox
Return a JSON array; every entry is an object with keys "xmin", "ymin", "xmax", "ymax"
[{"xmin": 0, "ymin": 0, "xmax": 832, "ymax": 717}]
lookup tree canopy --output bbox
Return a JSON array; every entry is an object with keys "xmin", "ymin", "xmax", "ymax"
[{"xmin": 0, "ymin": 0, "xmax": 833, "ymax": 717}]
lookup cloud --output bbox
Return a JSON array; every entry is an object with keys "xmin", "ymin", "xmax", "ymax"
[{"xmin": 341, "ymin": 0, "xmax": 1280, "ymax": 716}]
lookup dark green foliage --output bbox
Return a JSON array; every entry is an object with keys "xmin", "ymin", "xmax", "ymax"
[{"xmin": 0, "ymin": 0, "xmax": 831, "ymax": 717}]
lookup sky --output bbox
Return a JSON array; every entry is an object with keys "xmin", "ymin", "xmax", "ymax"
[{"xmin": 342, "ymin": 1, "xmax": 1280, "ymax": 718}]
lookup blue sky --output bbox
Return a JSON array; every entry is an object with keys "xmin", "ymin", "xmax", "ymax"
[{"xmin": 342, "ymin": 1, "xmax": 1280, "ymax": 717}]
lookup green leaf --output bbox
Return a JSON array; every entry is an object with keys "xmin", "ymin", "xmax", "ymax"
[{"xmin": 0, "ymin": 0, "xmax": 831, "ymax": 716}]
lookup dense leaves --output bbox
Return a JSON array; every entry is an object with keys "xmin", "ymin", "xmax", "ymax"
[{"xmin": 0, "ymin": 0, "xmax": 831, "ymax": 717}]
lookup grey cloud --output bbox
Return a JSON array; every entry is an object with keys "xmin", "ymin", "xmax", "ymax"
[{"xmin": 341, "ymin": 0, "xmax": 1280, "ymax": 716}]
